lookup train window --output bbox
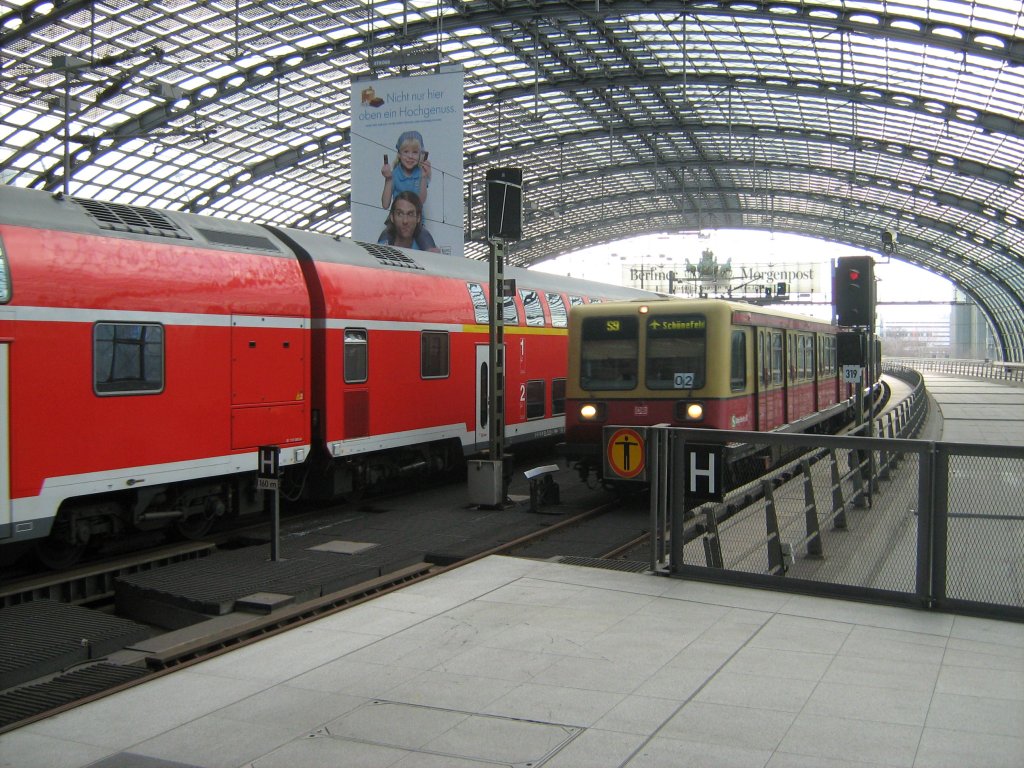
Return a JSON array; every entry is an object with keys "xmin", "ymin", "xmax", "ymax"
[
  {"xmin": 730, "ymin": 331, "xmax": 746, "ymax": 391},
  {"xmin": 805, "ymin": 335, "xmax": 815, "ymax": 379},
  {"xmin": 771, "ymin": 332, "xmax": 783, "ymax": 385},
  {"xmin": 503, "ymin": 295, "xmax": 520, "ymax": 325},
  {"xmin": 421, "ymin": 331, "xmax": 449, "ymax": 378},
  {"xmin": 552, "ymin": 378, "xmax": 566, "ymax": 415},
  {"xmin": 521, "ymin": 290, "xmax": 545, "ymax": 326},
  {"xmin": 467, "ymin": 282, "xmax": 489, "ymax": 324},
  {"xmin": 344, "ymin": 329, "xmax": 368, "ymax": 383},
  {"xmin": 526, "ymin": 379, "xmax": 545, "ymax": 419},
  {"xmin": 0, "ymin": 236, "xmax": 9, "ymax": 302},
  {"xmin": 546, "ymin": 293, "xmax": 568, "ymax": 328},
  {"xmin": 94, "ymin": 322, "xmax": 164, "ymax": 395},
  {"xmin": 568, "ymin": 295, "xmax": 586, "ymax": 306},
  {"xmin": 645, "ymin": 314, "xmax": 706, "ymax": 390},
  {"xmin": 580, "ymin": 315, "xmax": 638, "ymax": 390}
]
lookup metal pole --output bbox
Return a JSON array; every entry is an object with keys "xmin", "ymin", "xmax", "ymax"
[
  {"xmin": 488, "ymin": 238, "xmax": 506, "ymax": 467},
  {"xmin": 271, "ymin": 488, "xmax": 280, "ymax": 561},
  {"xmin": 670, "ymin": 432, "xmax": 687, "ymax": 574},
  {"xmin": 63, "ymin": 81, "xmax": 71, "ymax": 196}
]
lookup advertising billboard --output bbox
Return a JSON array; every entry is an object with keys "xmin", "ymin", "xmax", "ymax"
[{"xmin": 350, "ymin": 70, "xmax": 464, "ymax": 257}]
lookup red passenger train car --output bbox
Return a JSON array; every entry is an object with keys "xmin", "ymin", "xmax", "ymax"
[
  {"xmin": 561, "ymin": 298, "xmax": 857, "ymax": 482},
  {"xmin": 0, "ymin": 186, "xmax": 648, "ymax": 567}
]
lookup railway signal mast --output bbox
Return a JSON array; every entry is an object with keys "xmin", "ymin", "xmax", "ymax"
[
  {"xmin": 834, "ymin": 254, "xmax": 878, "ymax": 493},
  {"xmin": 468, "ymin": 168, "xmax": 523, "ymax": 507}
]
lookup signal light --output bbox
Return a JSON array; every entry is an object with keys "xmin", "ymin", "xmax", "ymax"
[{"xmin": 834, "ymin": 256, "xmax": 875, "ymax": 327}]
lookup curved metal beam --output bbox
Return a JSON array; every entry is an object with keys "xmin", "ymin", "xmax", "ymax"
[
  {"xmin": 512, "ymin": 155, "xmax": 1018, "ymax": 245},
  {"xmin": 7, "ymin": 1, "xmax": 1023, "ymax": 70},
  {"xmin": 18, "ymin": 5, "xmax": 1023, "ymax": 197},
  {"xmin": 509, "ymin": 205, "xmax": 1023, "ymax": 360},
  {"xmin": 503, "ymin": 186, "xmax": 1024, "ymax": 309}
]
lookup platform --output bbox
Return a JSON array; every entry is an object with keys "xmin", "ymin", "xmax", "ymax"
[
  {"xmin": 2, "ymin": 371, "xmax": 1023, "ymax": 766},
  {"xmin": 2, "ymin": 554, "xmax": 1022, "ymax": 768},
  {"xmin": 921, "ymin": 371, "xmax": 1024, "ymax": 445}
]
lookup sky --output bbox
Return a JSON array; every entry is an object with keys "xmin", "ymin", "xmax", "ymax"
[{"xmin": 529, "ymin": 230, "xmax": 954, "ymax": 327}]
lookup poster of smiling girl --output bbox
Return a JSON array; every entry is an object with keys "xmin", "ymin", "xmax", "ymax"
[{"xmin": 350, "ymin": 69, "xmax": 464, "ymax": 257}]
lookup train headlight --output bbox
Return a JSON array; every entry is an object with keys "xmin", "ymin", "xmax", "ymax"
[
  {"xmin": 579, "ymin": 402, "xmax": 606, "ymax": 421},
  {"xmin": 675, "ymin": 401, "xmax": 705, "ymax": 421}
]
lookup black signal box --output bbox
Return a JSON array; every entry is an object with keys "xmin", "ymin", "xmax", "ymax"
[
  {"xmin": 486, "ymin": 168, "xmax": 522, "ymax": 241},
  {"xmin": 837, "ymin": 331, "xmax": 866, "ymax": 366},
  {"xmin": 834, "ymin": 255, "xmax": 875, "ymax": 327}
]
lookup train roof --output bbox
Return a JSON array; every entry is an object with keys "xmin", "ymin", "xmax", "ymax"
[
  {"xmin": 0, "ymin": 185, "xmax": 296, "ymax": 258},
  {"xmin": 571, "ymin": 296, "xmax": 836, "ymax": 329},
  {"xmin": 0, "ymin": 185, "xmax": 654, "ymax": 303}
]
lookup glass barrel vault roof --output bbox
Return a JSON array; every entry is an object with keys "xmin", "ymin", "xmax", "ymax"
[{"xmin": 1, "ymin": 0, "xmax": 1023, "ymax": 359}]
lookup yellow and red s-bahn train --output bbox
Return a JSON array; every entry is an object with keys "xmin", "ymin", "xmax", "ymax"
[{"xmin": 561, "ymin": 298, "xmax": 859, "ymax": 482}]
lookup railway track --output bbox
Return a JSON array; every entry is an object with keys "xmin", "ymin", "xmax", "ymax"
[{"xmin": 0, "ymin": 490, "xmax": 645, "ymax": 734}]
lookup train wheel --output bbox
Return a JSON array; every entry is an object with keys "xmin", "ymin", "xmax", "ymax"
[
  {"xmin": 174, "ymin": 512, "xmax": 216, "ymax": 540},
  {"xmin": 35, "ymin": 539, "xmax": 87, "ymax": 570}
]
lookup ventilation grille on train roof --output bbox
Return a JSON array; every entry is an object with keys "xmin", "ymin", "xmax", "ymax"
[
  {"xmin": 74, "ymin": 198, "xmax": 192, "ymax": 240},
  {"xmin": 358, "ymin": 242, "xmax": 425, "ymax": 270},
  {"xmin": 194, "ymin": 227, "xmax": 281, "ymax": 253}
]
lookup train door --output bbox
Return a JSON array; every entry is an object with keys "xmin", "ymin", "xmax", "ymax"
[
  {"xmin": 770, "ymin": 330, "xmax": 784, "ymax": 427},
  {"xmin": 756, "ymin": 329, "xmax": 767, "ymax": 430},
  {"xmin": 784, "ymin": 331, "xmax": 793, "ymax": 424},
  {"xmin": 229, "ymin": 315, "xmax": 308, "ymax": 449},
  {"xmin": 757, "ymin": 329, "xmax": 784, "ymax": 430},
  {"xmin": 475, "ymin": 344, "xmax": 489, "ymax": 446},
  {"xmin": 0, "ymin": 342, "xmax": 9, "ymax": 539}
]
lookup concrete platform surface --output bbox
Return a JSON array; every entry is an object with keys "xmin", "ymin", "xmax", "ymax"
[
  {"xmin": 2, "ymin": 555, "xmax": 1022, "ymax": 768},
  {"xmin": 923, "ymin": 371, "xmax": 1024, "ymax": 446}
]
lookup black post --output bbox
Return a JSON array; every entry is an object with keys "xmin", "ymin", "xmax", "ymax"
[{"xmin": 488, "ymin": 238, "xmax": 506, "ymax": 468}]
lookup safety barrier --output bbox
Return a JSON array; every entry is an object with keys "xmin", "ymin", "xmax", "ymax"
[
  {"xmin": 886, "ymin": 357, "xmax": 1024, "ymax": 383},
  {"xmin": 647, "ymin": 374, "xmax": 1024, "ymax": 623}
]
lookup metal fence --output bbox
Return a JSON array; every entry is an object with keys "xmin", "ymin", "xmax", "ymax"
[
  {"xmin": 886, "ymin": 356, "xmax": 1024, "ymax": 383},
  {"xmin": 648, "ymin": 369, "xmax": 1024, "ymax": 622}
]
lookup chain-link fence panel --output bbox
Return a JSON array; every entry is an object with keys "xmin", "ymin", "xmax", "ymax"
[
  {"xmin": 942, "ymin": 451, "xmax": 1024, "ymax": 608},
  {"xmin": 675, "ymin": 439, "xmax": 923, "ymax": 597},
  {"xmin": 658, "ymin": 425, "xmax": 1023, "ymax": 621}
]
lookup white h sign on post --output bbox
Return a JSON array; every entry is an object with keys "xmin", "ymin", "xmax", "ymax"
[
  {"xmin": 257, "ymin": 445, "xmax": 280, "ymax": 490},
  {"xmin": 257, "ymin": 445, "xmax": 282, "ymax": 561},
  {"xmin": 685, "ymin": 443, "xmax": 724, "ymax": 502}
]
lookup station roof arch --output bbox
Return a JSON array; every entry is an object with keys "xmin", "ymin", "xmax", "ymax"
[{"xmin": 1, "ymin": 1, "xmax": 1022, "ymax": 360}]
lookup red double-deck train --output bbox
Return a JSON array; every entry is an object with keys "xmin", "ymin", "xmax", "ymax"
[
  {"xmin": 561, "ymin": 298, "xmax": 861, "ymax": 483},
  {"xmin": 0, "ymin": 186, "xmax": 650, "ymax": 567}
]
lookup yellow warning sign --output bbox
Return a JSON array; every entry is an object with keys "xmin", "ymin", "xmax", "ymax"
[{"xmin": 606, "ymin": 427, "xmax": 646, "ymax": 479}]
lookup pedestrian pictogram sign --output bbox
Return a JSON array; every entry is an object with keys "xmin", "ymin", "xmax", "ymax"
[{"xmin": 604, "ymin": 427, "xmax": 647, "ymax": 480}]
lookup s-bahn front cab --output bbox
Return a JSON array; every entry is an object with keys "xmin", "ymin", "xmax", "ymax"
[{"xmin": 560, "ymin": 299, "xmax": 747, "ymax": 484}]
